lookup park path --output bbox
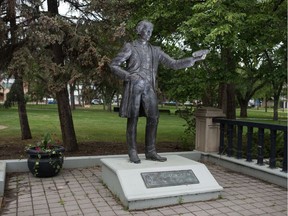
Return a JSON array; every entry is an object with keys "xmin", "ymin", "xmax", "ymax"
[{"xmin": 0, "ymin": 126, "xmax": 7, "ymax": 130}]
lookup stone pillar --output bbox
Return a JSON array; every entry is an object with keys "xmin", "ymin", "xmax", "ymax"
[{"xmin": 194, "ymin": 107, "xmax": 225, "ymax": 153}]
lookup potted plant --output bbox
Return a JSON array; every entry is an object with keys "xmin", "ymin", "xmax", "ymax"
[{"xmin": 26, "ymin": 133, "xmax": 65, "ymax": 177}]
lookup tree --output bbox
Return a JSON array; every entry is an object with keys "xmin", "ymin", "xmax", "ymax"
[
  {"xmin": 1, "ymin": 0, "xmax": 132, "ymax": 146},
  {"xmin": 0, "ymin": 0, "xmax": 16, "ymax": 72},
  {"xmin": 41, "ymin": 0, "xmax": 78, "ymax": 151},
  {"xmin": 234, "ymin": 52, "xmax": 266, "ymax": 117},
  {"xmin": 124, "ymin": 0, "xmax": 212, "ymax": 105},
  {"xmin": 5, "ymin": 48, "xmax": 33, "ymax": 139},
  {"xmin": 70, "ymin": 0, "xmax": 133, "ymax": 110},
  {"xmin": 262, "ymin": 48, "xmax": 287, "ymax": 120},
  {"xmin": 26, "ymin": 0, "xmax": 131, "ymax": 150},
  {"xmin": 1, "ymin": 0, "xmax": 32, "ymax": 139},
  {"xmin": 180, "ymin": 0, "xmax": 260, "ymax": 119},
  {"xmin": 123, "ymin": 0, "xmax": 242, "ymax": 118},
  {"xmin": 260, "ymin": 0, "xmax": 287, "ymax": 120},
  {"xmin": 126, "ymin": 0, "xmax": 287, "ymax": 120},
  {"xmin": 94, "ymin": 56, "xmax": 120, "ymax": 111}
]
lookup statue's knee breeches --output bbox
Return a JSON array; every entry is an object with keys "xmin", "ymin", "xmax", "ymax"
[{"xmin": 146, "ymin": 117, "xmax": 158, "ymax": 126}]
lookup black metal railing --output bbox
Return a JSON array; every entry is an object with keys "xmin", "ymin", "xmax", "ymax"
[{"xmin": 212, "ymin": 118, "xmax": 287, "ymax": 172}]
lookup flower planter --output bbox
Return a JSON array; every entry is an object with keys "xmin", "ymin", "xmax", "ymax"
[{"xmin": 26, "ymin": 146, "xmax": 65, "ymax": 177}]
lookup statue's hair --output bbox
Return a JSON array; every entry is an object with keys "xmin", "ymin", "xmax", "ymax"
[{"xmin": 136, "ymin": 20, "xmax": 153, "ymax": 34}]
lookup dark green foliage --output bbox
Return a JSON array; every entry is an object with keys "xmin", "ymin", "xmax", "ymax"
[
  {"xmin": 127, "ymin": 0, "xmax": 287, "ymax": 119},
  {"xmin": 177, "ymin": 107, "xmax": 196, "ymax": 151}
]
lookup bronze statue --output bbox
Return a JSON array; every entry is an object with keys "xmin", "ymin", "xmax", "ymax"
[{"xmin": 110, "ymin": 20, "xmax": 208, "ymax": 163}]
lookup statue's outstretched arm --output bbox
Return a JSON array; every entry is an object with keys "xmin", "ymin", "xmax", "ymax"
[{"xmin": 159, "ymin": 49, "xmax": 209, "ymax": 70}]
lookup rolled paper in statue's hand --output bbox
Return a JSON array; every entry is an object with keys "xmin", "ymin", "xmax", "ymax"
[{"xmin": 192, "ymin": 49, "xmax": 209, "ymax": 58}]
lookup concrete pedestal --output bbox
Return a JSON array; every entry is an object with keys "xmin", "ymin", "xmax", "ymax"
[
  {"xmin": 195, "ymin": 107, "xmax": 226, "ymax": 152},
  {"xmin": 101, "ymin": 155, "xmax": 223, "ymax": 210}
]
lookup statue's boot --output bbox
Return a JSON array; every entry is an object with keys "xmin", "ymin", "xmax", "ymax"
[
  {"xmin": 145, "ymin": 117, "xmax": 167, "ymax": 162},
  {"xmin": 127, "ymin": 117, "xmax": 141, "ymax": 163}
]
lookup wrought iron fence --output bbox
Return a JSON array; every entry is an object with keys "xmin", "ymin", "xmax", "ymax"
[{"xmin": 212, "ymin": 118, "xmax": 287, "ymax": 172}]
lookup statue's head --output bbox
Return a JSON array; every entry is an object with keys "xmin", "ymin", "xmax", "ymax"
[{"xmin": 136, "ymin": 20, "xmax": 153, "ymax": 42}]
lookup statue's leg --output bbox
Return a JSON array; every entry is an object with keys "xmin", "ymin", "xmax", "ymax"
[
  {"xmin": 127, "ymin": 117, "xmax": 141, "ymax": 163},
  {"xmin": 145, "ymin": 117, "xmax": 167, "ymax": 162}
]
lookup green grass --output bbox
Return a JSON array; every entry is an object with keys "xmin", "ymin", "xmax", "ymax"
[
  {"xmin": 0, "ymin": 104, "xmax": 186, "ymax": 144},
  {"xmin": 237, "ymin": 108, "xmax": 287, "ymax": 126},
  {"xmin": 0, "ymin": 104, "xmax": 286, "ymax": 144},
  {"xmin": 163, "ymin": 105, "xmax": 287, "ymax": 122}
]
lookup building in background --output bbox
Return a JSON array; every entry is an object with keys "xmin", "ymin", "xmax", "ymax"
[{"xmin": 0, "ymin": 78, "xmax": 15, "ymax": 102}]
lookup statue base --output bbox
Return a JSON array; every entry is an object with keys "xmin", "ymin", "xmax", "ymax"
[{"xmin": 101, "ymin": 155, "xmax": 223, "ymax": 210}]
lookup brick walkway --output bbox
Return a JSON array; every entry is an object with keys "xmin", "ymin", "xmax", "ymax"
[{"xmin": 0, "ymin": 163, "xmax": 287, "ymax": 216}]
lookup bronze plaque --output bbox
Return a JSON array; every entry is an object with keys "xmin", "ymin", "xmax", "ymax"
[{"xmin": 141, "ymin": 169, "xmax": 199, "ymax": 188}]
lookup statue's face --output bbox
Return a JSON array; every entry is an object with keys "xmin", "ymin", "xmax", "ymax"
[{"xmin": 139, "ymin": 25, "xmax": 153, "ymax": 42}]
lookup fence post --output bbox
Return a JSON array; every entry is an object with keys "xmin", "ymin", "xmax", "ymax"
[{"xmin": 194, "ymin": 107, "xmax": 225, "ymax": 153}]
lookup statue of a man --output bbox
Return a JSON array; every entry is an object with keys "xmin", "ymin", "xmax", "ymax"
[{"xmin": 110, "ymin": 20, "xmax": 207, "ymax": 163}]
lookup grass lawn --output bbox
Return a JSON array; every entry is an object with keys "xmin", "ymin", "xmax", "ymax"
[
  {"xmin": 0, "ymin": 104, "xmax": 286, "ymax": 145},
  {"xmin": 237, "ymin": 108, "xmax": 287, "ymax": 125},
  {"xmin": 0, "ymin": 104, "xmax": 186, "ymax": 144}
]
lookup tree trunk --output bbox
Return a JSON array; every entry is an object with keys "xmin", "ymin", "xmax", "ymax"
[
  {"xmin": 202, "ymin": 88, "xmax": 214, "ymax": 107},
  {"xmin": 218, "ymin": 82, "xmax": 236, "ymax": 119},
  {"xmin": 8, "ymin": 0, "xmax": 32, "ymax": 139},
  {"xmin": 236, "ymin": 91, "xmax": 248, "ymax": 118},
  {"xmin": 239, "ymin": 102, "xmax": 248, "ymax": 118},
  {"xmin": 272, "ymin": 81, "xmax": 284, "ymax": 121},
  {"xmin": 220, "ymin": 47, "xmax": 237, "ymax": 119},
  {"xmin": 48, "ymin": 0, "xmax": 78, "ymax": 151},
  {"xmin": 218, "ymin": 83, "xmax": 227, "ymax": 114},
  {"xmin": 273, "ymin": 97, "xmax": 279, "ymax": 121},
  {"xmin": 56, "ymin": 88, "xmax": 78, "ymax": 151},
  {"xmin": 15, "ymin": 74, "xmax": 32, "ymax": 140},
  {"xmin": 226, "ymin": 83, "xmax": 236, "ymax": 119}
]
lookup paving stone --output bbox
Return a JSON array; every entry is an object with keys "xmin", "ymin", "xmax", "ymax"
[
  {"xmin": 0, "ymin": 164, "xmax": 286, "ymax": 216},
  {"xmin": 217, "ymin": 207, "xmax": 234, "ymax": 213},
  {"xmin": 33, "ymin": 208, "xmax": 50, "ymax": 215},
  {"xmin": 191, "ymin": 210, "xmax": 210, "ymax": 216},
  {"xmin": 158, "ymin": 208, "xmax": 177, "ymax": 216},
  {"xmin": 183, "ymin": 204, "xmax": 202, "ymax": 212},
  {"xmin": 205, "ymin": 208, "xmax": 222, "ymax": 215}
]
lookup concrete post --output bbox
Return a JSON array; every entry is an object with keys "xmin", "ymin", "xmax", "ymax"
[{"xmin": 194, "ymin": 107, "xmax": 225, "ymax": 153}]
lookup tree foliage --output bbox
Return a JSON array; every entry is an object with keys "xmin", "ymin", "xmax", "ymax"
[
  {"xmin": 0, "ymin": 0, "xmax": 286, "ymax": 147},
  {"xmin": 126, "ymin": 0, "xmax": 287, "ymax": 119}
]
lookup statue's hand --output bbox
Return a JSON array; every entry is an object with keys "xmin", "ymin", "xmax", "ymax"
[
  {"xmin": 192, "ymin": 49, "xmax": 209, "ymax": 61},
  {"xmin": 201, "ymin": 54, "xmax": 207, "ymax": 60}
]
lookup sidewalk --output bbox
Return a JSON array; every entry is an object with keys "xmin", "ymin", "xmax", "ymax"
[{"xmin": 0, "ymin": 162, "xmax": 287, "ymax": 216}]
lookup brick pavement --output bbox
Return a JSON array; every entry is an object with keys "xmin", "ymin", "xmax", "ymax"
[{"xmin": 0, "ymin": 163, "xmax": 287, "ymax": 216}]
